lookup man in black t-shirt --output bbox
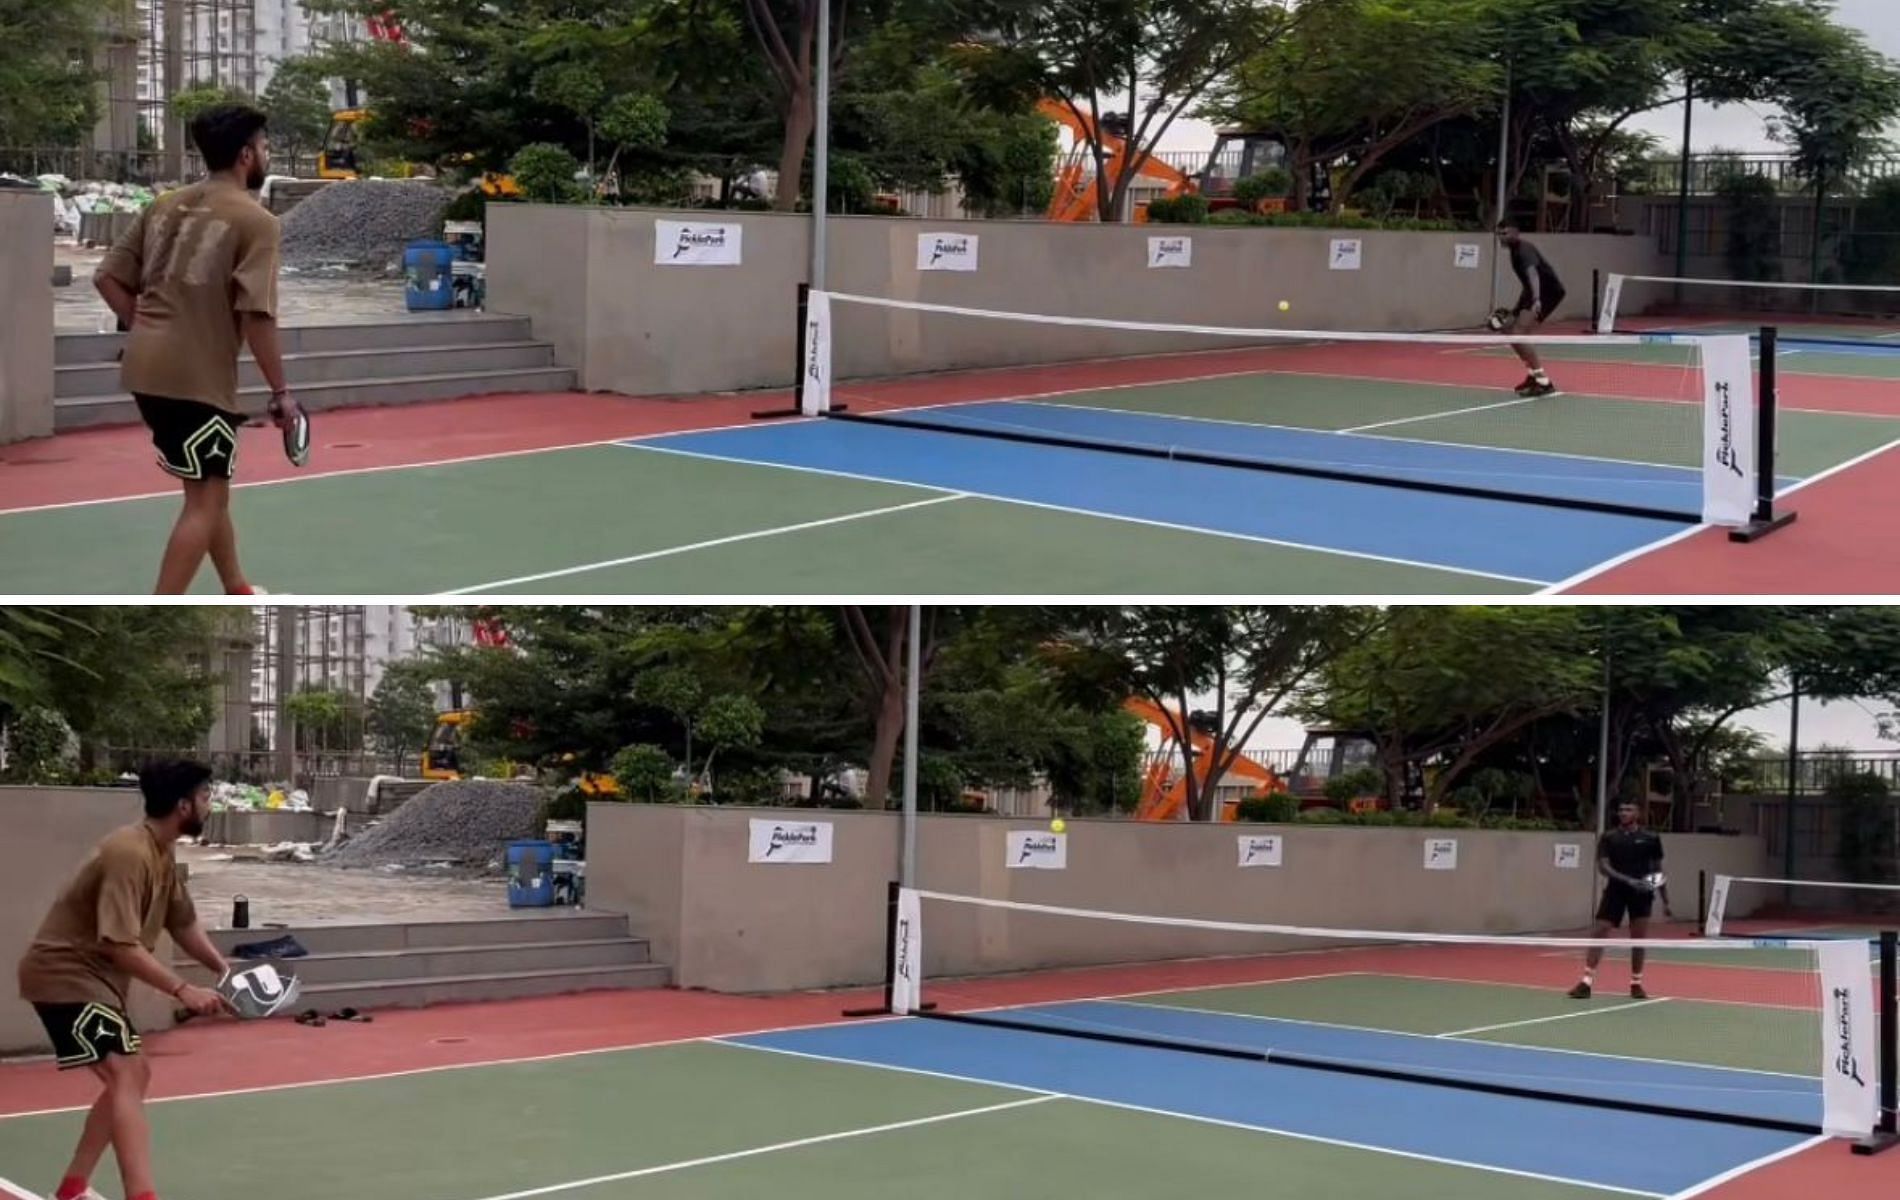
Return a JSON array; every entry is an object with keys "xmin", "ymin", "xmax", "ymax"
[
  {"xmin": 1494, "ymin": 224, "xmax": 1567, "ymax": 399},
  {"xmin": 1568, "ymin": 800, "xmax": 1668, "ymax": 1000}
]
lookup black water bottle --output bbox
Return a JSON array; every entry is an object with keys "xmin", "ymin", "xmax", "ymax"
[{"xmin": 232, "ymin": 895, "xmax": 250, "ymax": 929}]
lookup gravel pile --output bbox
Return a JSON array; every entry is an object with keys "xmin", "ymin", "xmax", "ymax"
[
  {"xmin": 281, "ymin": 180, "xmax": 451, "ymax": 271},
  {"xmin": 324, "ymin": 779, "xmax": 545, "ymax": 871}
]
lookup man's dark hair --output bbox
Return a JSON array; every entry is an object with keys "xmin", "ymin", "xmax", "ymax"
[
  {"xmin": 190, "ymin": 103, "xmax": 269, "ymax": 171},
  {"xmin": 140, "ymin": 759, "xmax": 214, "ymax": 820}
]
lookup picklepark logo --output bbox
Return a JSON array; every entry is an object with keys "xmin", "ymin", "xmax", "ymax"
[
  {"xmin": 674, "ymin": 227, "xmax": 729, "ymax": 258},
  {"xmin": 1017, "ymin": 834, "xmax": 1058, "ymax": 863},
  {"xmin": 1713, "ymin": 379, "xmax": 1743, "ymax": 477},
  {"xmin": 764, "ymin": 824, "xmax": 822, "ymax": 857},
  {"xmin": 929, "ymin": 235, "xmax": 972, "ymax": 265},
  {"xmin": 1835, "ymin": 985, "xmax": 1866, "ymax": 1086}
]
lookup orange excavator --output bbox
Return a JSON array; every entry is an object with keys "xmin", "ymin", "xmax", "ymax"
[
  {"xmin": 1125, "ymin": 697, "xmax": 1289, "ymax": 822},
  {"xmin": 1039, "ymin": 99, "xmax": 1194, "ymax": 222}
]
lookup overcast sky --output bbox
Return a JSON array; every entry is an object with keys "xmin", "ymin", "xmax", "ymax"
[{"xmin": 1156, "ymin": 0, "xmax": 1900, "ymax": 153}]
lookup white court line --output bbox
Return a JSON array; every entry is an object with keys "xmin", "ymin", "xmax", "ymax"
[
  {"xmin": 1094, "ymin": 996, "xmax": 1815, "ymax": 1082},
  {"xmin": 1342, "ymin": 395, "xmax": 1540, "ymax": 433},
  {"xmin": 1664, "ymin": 1135, "xmax": 1830, "ymax": 1200},
  {"xmin": 1374, "ymin": 972, "xmax": 1814, "ymax": 1015},
  {"xmin": 443, "ymin": 494, "xmax": 968, "ymax": 593},
  {"xmin": 1539, "ymin": 433, "xmax": 1900, "ymax": 595},
  {"xmin": 714, "ymin": 1037, "xmax": 1666, "ymax": 1198},
  {"xmin": 618, "ymin": 443, "xmax": 1552, "ymax": 588},
  {"xmin": 0, "ymin": 1177, "xmax": 45, "ymax": 1200},
  {"xmin": 1438, "ymin": 998, "xmax": 1670, "ymax": 1038},
  {"xmin": 458, "ymin": 1095, "xmax": 1059, "ymax": 1200},
  {"xmin": 0, "ymin": 416, "xmax": 795, "ymax": 519}
]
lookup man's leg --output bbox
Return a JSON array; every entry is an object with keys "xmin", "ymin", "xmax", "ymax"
[
  {"xmin": 96, "ymin": 1053, "xmax": 156, "ymax": 1199},
  {"xmin": 200, "ymin": 478, "xmax": 254, "ymax": 594},
  {"xmin": 55, "ymin": 1083, "xmax": 118, "ymax": 1198},
  {"xmin": 1510, "ymin": 311, "xmax": 1556, "ymax": 396},
  {"xmin": 153, "ymin": 479, "xmax": 226, "ymax": 594},
  {"xmin": 1628, "ymin": 915, "xmax": 1651, "ymax": 998},
  {"xmin": 1569, "ymin": 918, "xmax": 1615, "ymax": 997}
]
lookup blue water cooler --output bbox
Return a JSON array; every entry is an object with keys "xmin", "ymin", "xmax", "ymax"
[
  {"xmin": 506, "ymin": 839, "xmax": 555, "ymax": 908},
  {"xmin": 403, "ymin": 239, "xmax": 455, "ymax": 312}
]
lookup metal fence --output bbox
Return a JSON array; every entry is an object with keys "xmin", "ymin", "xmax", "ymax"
[{"xmin": 1635, "ymin": 154, "xmax": 1900, "ymax": 198}]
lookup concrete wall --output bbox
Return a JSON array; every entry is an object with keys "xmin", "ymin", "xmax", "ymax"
[
  {"xmin": 487, "ymin": 205, "xmax": 1670, "ymax": 399},
  {"xmin": 1, "ymin": 788, "xmax": 180, "ymax": 1055},
  {"xmin": 585, "ymin": 804, "xmax": 1768, "ymax": 994},
  {"xmin": 0, "ymin": 191, "xmax": 56, "ymax": 445}
]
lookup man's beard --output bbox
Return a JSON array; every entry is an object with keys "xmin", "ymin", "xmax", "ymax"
[
  {"xmin": 181, "ymin": 810, "xmax": 206, "ymax": 838},
  {"xmin": 246, "ymin": 159, "xmax": 267, "ymax": 190}
]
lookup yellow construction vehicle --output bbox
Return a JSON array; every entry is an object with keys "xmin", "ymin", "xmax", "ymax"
[{"xmin": 420, "ymin": 709, "xmax": 618, "ymax": 795}]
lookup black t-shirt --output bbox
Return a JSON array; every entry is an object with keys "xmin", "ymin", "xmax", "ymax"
[
  {"xmin": 1510, "ymin": 239, "xmax": 1564, "ymax": 309},
  {"xmin": 1599, "ymin": 826, "xmax": 1663, "ymax": 885}
]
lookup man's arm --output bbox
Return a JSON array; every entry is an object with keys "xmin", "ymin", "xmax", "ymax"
[
  {"xmin": 92, "ymin": 208, "xmax": 148, "ymax": 329},
  {"xmin": 241, "ymin": 313, "xmax": 290, "ymax": 399},
  {"xmin": 1597, "ymin": 849, "xmax": 1640, "ymax": 889},
  {"xmin": 170, "ymin": 923, "xmax": 230, "ymax": 978},
  {"xmin": 103, "ymin": 943, "xmax": 226, "ymax": 1015},
  {"xmin": 95, "ymin": 275, "xmax": 139, "ymax": 329}
]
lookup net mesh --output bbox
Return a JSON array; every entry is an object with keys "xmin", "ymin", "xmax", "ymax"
[
  {"xmin": 889, "ymin": 888, "xmax": 1886, "ymax": 1137},
  {"xmin": 1598, "ymin": 272, "xmax": 1900, "ymax": 348},
  {"xmin": 1706, "ymin": 873, "xmax": 1900, "ymax": 941},
  {"xmin": 803, "ymin": 291, "xmax": 1766, "ymax": 525}
]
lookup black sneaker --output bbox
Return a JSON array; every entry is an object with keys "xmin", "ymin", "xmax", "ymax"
[
  {"xmin": 1513, "ymin": 375, "xmax": 1540, "ymax": 397},
  {"xmin": 1567, "ymin": 981, "xmax": 1592, "ymax": 999},
  {"xmin": 1630, "ymin": 983, "xmax": 1649, "ymax": 1000},
  {"xmin": 1518, "ymin": 378, "xmax": 1560, "ymax": 398}
]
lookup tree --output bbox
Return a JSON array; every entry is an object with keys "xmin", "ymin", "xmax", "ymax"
[
  {"xmin": 975, "ymin": 0, "xmax": 1298, "ymax": 221},
  {"xmin": 170, "ymin": 84, "xmax": 254, "ymax": 129},
  {"xmin": 17, "ymin": 607, "xmax": 227, "ymax": 772},
  {"xmin": 1045, "ymin": 606, "xmax": 1374, "ymax": 821},
  {"xmin": 0, "ymin": 607, "xmax": 93, "ymax": 719},
  {"xmin": 612, "ymin": 743, "xmax": 680, "ymax": 801},
  {"xmin": 1301, "ymin": 607, "xmax": 1603, "ymax": 813},
  {"xmin": 1208, "ymin": 0, "xmax": 1501, "ymax": 212},
  {"xmin": 262, "ymin": 57, "xmax": 336, "ymax": 174},
  {"xmin": 366, "ymin": 662, "xmax": 439, "ymax": 775},
  {"xmin": 0, "ymin": 0, "xmax": 115, "ymax": 149}
]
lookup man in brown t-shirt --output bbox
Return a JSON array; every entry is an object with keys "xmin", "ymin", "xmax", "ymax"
[
  {"xmin": 17, "ymin": 760, "xmax": 233, "ymax": 1200},
  {"xmin": 94, "ymin": 103, "xmax": 306, "ymax": 595}
]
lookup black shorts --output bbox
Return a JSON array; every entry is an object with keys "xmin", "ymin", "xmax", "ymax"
[
  {"xmin": 136, "ymin": 394, "xmax": 241, "ymax": 482},
  {"xmin": 1595, "ymin": 881, "xmax": 1655, "ymax": 927},
  {"xmin": 32, "ymin": 1002, "xmax": 142, "ymax": 1070}
]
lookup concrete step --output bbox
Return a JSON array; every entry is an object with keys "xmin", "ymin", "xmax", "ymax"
[
  {"xmin": 55, "ymin": 341, "xmax": 556, "ymax": 398},
  {"xmin": 54, "ymin": 365, "xmax": 578, "ymax": 430},
  {"xmin": 294, "ymin": 963, "xmax": 672, "ymax": 1012},
  {"xmin": 54, "ymin": 315, "xmax": 537, "ymax": 365},
  {"xmin": 203, "ymin": 913, "xmax": 632, "ymax": 955},
  {"xmin": 178, "ymin": 937, "xmax": 652, "ymax": 986}
]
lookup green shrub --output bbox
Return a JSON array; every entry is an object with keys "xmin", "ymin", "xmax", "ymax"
[
  {"xmin": 1428, "ymin": 808, "xmax": 1473, "ymax": 828},
  {"xmin": 1297, "ymin": 806, "xmax": 1345, "ymax": 823},
  {"xmin": 1323, "ymin": 767, "xmax": 1386, "ymax": 807},
  {"xmin": 438, "ymin": 188, "xmax": 489, "ymax": 230},
  {"xmin": 1146, "ymin": 194, "xmax": 1209, "ymax": 224},
  {"xmin": 612, "ymin": 742, "xmax": 680, "ymax": 802},
  {"xmin": 1233, "ymin": 168, "xmax": 1292, "ymax": 207},
  {"xmin": 543, "ymin": 785, "xmax": 589, "ymax": 823},
  {"xmin": 1235, "ymin": 793, "xmax": 1299, "ymax": 823},
  {"xmin": 509, "ymin": 143, "xmax": 584, "ymax": 204}
]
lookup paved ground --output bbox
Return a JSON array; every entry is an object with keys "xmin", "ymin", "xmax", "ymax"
[
  {"xmin": 54, "ymin": 242, "xmax": 408, "ymax": 333},
  {"xmin": 179, "ymin": 843, "xmax": 509, "ymax": 930}
]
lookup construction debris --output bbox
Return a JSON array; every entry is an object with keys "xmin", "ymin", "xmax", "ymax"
[
  {"xmin": 281, "ymin": 179, "xmax": 450, "ymax": 271},
  {"xmin": 322, "ymin": 779, "xmax": 545, "ymax": 871}
]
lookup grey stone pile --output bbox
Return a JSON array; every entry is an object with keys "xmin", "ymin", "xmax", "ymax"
[
  {"xmin": 323, "ymin": 779, "xmax": 545, "ymax": 870},
  {"xmin": 281, "ymin": 179, "xmax": 450, "ymax": 271}
]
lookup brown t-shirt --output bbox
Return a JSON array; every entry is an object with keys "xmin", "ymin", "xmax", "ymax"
[
  {"xmin": 17, "ymin": 823, "xmax": 197, "ymax": 1008},
  {"xmin": 96, "ymin": 177, "xmax": 281, "ymax": 414}
]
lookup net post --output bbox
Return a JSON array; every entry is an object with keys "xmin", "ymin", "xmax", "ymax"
[
  {"xmin": 842, "ymin": 879, "xmax": 931, "ymax": 1018},
  {"xmin": 1697, "ymin": 868, "xmax": 1708, "ymax": 935},
  {"xmin": 752, "ymin": 282, "xmax": 848, "ymax": 420},
  {"xmin": 1855, "ymin": 930, "xmax": 1900, "ymax": 1155},
  {"xmin": 1590, "ymin": 269, "xmax": 1601, "ymax": 333},
  {"xmin": 1729, "ymin": 325, "xmax": 1797, "ymax": 543}
]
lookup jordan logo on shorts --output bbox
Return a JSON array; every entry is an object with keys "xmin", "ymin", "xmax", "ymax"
[{"xmin": 170, "ymin": 415, "xmax": 239, "ymax": 480}]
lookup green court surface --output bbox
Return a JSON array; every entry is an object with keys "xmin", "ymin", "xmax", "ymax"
[
  {"xmin": 1127, "ymin": 973, "xmax": 1818, "ymax": 1077},
  {"xmin": 0, "ymin": 1037, "xmax": 1632, "ymax": 1200},
  {"xmin": 1484, "ymin": 338, "xmax": 1900, "ymax": 380},
  {"xmin": 4, "ymin": 364, "xmax": 1897, "ymax": 594}
]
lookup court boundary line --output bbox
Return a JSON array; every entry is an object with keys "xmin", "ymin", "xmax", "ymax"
[
  {"xmin": 0, "ymin": 416, "xmax": 792, "ymax": 519},
  {"xmin": 1540, "ymin": 433, "xmax": 1900, "ymax": 594},
  {"xmin": 443, "ymin": 494, "xmax": 969, "ymax": 593},
  {"xmin": 617, "ymin": 443, "xmax": 1555, "ymax": 589},
  {"xmin": 1663, "ymin": 1135, "xmax": 1831, "ymax": 1200},
  {"xmin": 1374, "ymin": 971, "xmax": 1814, "ymax": 1014},
  {"xmin": 996, "ymin": 395, "xmax": 1710, "ymax": 478},
  {"xmin": 0, "ymin": 1177, "xmax": 45, "ymax": 1200},
  {"xmin": 713, "ymin": 1037, "xmax": 1669, "ymax": 1198},
  {"xmin": 0, "ymin": 971, "xmax": 1361, "ymax": 1120},
  {"xmin": 1437, "ymin": 997, "xmax": 1670, "ymax": 1038},
  {"xmin": 456, "ymin": 1094, "xmax": 1061, "ymax": 1200},
  {"xmin": 1081, "ymin": 995, "xmax": 1817, "ymax": 1083}
]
